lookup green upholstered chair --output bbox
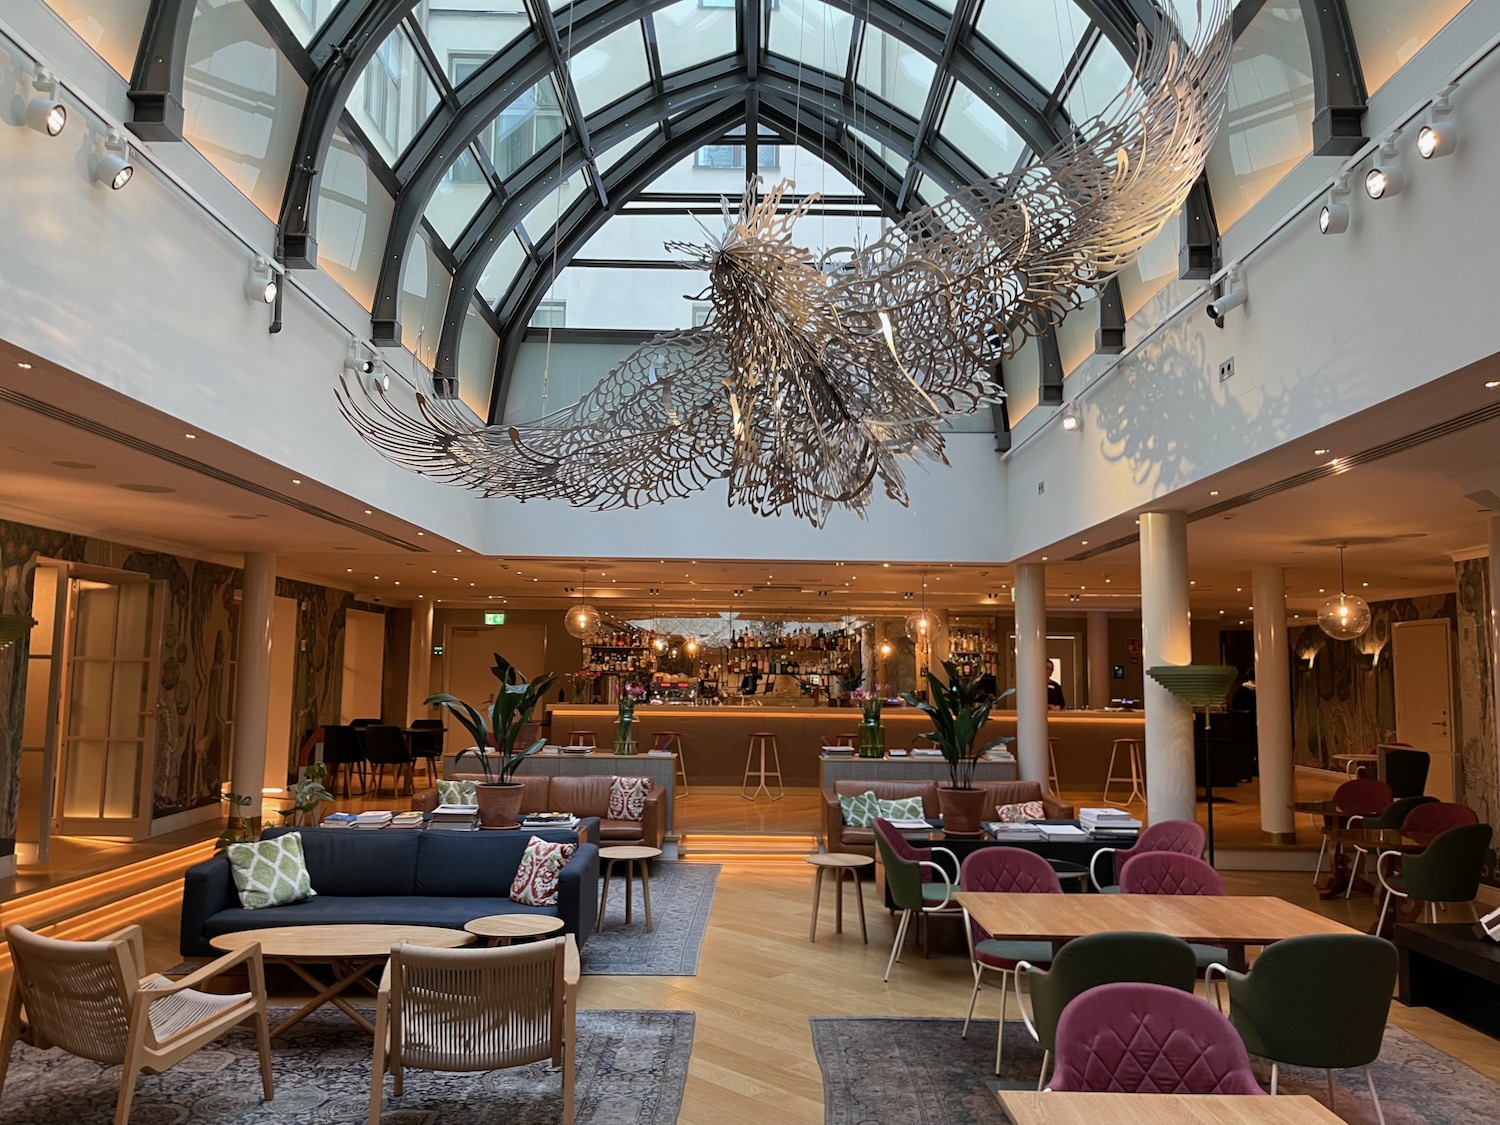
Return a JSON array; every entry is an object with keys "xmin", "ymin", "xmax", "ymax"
[
  {"xmin": 1376, "ymin": 822, "xmax": 1494, "ymax": 930},
  {"xmin": 873, "ymin": 822, "xmax": 959, "ymax": 983},
  {"xmin": 1342, "ymin": 795, "xmax": 1437, "ymax": 899},
  {"xmin": 1206, "ymin": 934, "xmax": 1397, "ymax": 1123},
  {"xmin": 1381, "ymin": 748, "xmax": 1429, "ymax": 799},
  {"xmin": 1014, "ymin": 931, "xmax": 1197, "ymax": 1090}
]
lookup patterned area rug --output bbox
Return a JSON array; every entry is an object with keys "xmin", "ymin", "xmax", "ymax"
[
  {"xmin": 811, "ymin": 1016, "xmax": 1500, "ymax": 1124},
  {"xmin": 2, "ymin": 1007, "xmax": 693, "ymax": 1124},
  {"xmin": 583, "ymin": 861, "xmax": 719, "ymax": 976}
]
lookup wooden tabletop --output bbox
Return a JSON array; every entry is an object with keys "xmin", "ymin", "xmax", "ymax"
[
  {"xmin": 211, "ymin": 923, "xmax": 474, "ymax": 958},
  {"xmin": 464, "ymin": 914, "xmax": 565, "ymax": 940},
  {"xmin": 807, "ymin": 853, "xmax": 875, "ymax": 869},
  {"xmin": 953, "ymin": 893, "xmax": 1360, "ymax": 946},
  {"xmin": 997, "ymin": 1092, "xmax": 1344, "ymax": 1124},
  {"xmin": 599, "ymin": 845, "xmax": 663, "ymax": 861}
]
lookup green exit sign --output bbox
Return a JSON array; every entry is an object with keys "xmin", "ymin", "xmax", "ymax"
[
  {"xmin": 432, "ymin": 645, "xmax": 443, "ymax": 656},
  {"xmin": 484, "ymin": 612, "xmax": 506, "ymax": 625}
]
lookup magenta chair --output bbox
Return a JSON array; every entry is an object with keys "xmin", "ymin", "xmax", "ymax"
[
  {"xmin": 1312, "ymin": 777, "xmax": 1393, "ymax": 885},
  {"xmin": 1089, "ymin": 819, "xmax": 1206, "ymax": 893},
  {"xmin": 1119, "ymin": 852, "xmax": 1229, "ymax": 967},
  {"xmin": 1401, "ymin": 801, "xmax": 1479, "ymax": 846},
  {"xmin": 1050, "ymin": 982, "xmax": 1264, "ymax": 1094},
  {"xmin": 958, "ymin": 848, "xmax": 1063, "ymax": 1074}
]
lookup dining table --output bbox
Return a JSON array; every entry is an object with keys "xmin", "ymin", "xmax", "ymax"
[{"xmin": 996, "ymin": 1091, "xmax": 1345, "ymax": 1124}]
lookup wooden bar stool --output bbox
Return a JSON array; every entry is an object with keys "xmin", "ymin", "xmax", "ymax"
[
  {"xmin": 653, "ymin": 730, "xmax": 688, "ymax": 796},
  {"xmin": 567, "ymin": 731, "xmax": 597, "ymax": 750},
  {"xmin": 1048, "ymin": 737, "xmax": 1060, "ymax": 793},
  {"xmin": 1102, "ymin": 738, "xmax": 1145, "ymax": 804},
  {"xmin": 805, "ymin": 853, "xmax": 872, "ymax": 943},
  {"xmin": 742, "ymin": 732, "xmax": 784, "ymax": 801}
]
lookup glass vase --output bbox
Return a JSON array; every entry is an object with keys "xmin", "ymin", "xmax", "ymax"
[
  {"xmin": 614, "ymin": 718, "xmax": 637, "ymax": 755},
  {"xmin": 858, "ymin": 720, "xmax": 886, "ymax": 758}
]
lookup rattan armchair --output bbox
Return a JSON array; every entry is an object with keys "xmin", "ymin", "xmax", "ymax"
[
  {"xmin": 370, "ymin": 934, "xmax": 580, "ymax": 1124},
  {"xmin": 0, "ymin": 922, "xmax": 273, "ymax": 1125}
]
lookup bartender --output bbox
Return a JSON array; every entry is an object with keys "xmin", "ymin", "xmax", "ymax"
[{"xmin": 1047, "ymin": 659, "xmax": 1067, "ymax": 710}]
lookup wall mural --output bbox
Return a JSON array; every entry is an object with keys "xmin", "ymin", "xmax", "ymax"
[
  {"xmin": 1454, "ymin": 558, "xmax": 1498, "ymax": 883},
  {"xmin": 0, "ymin": 517, "xmax": 376, "ymax": 859}
]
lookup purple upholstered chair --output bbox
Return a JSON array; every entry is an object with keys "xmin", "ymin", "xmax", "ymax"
[
  {"xmin": 1119, "ymin": 852, "xmax": 1229, "ymax": 967},
  {"xmin": 1089, "ymin": 819, "xmax": 1206, "ymax": 892},
  {"xmin": 958, "ymin": 848, "xmax": 1063, "ymax": 1073},
  {"xmin": 1049, "ymin": 982, "xmax": 1265, "ymax": 1095},
  {"xmin": 1401, "ymin": 801, "xmax": 1479, "ymax": 847}
]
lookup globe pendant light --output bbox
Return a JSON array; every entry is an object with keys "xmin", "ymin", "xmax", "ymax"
[
  {"xmin": 1318, "ymin": 546, "xmax": 1371, "ymax": 641},
  {"xmin": 905, "ymin": 574, "xmax": 932, "ymax": 646},
  {"xmin": 564, "ymin": 567, "xmax": 601, "ymax": 639}
]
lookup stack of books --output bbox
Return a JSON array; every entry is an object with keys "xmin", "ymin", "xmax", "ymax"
[
  {"xmin": 429, "ymin": 804, "xmax": 480, "ymax": 831},
  {"xmin": 1037, "ymin": 823, "xmax": 1090, "ymax": 841},
  {"xmin": 320, "ymin": 812, "xmax": 358, "ymax": 829},
  {"xmin": 911, "ymin": 747, "xmax": 944, "ymax": 759},
  {"xmin": 1079, "ymin": 808, "xmax": 1142, "ymax": 840},
  {"xmin": 388, "ymin": 811, "xmax": 425, "ymax": 830},
  {"xmin": 820, "ymin": 744, "xmax": 855, "ymax": 757},
  {"xmin": 354, "ymin": 810, "xmax": 393, "ymax": 830},
  {"xmin": 983, "ymin": 820, "xmax": 1043, "ymax": 837},
  {"xmin": 521, "ymin": 812, "xmax": 579, "ymax": 829}
]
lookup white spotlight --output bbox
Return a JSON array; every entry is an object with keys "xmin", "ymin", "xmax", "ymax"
[
  {"xmin": 1417, "ymin": 83, "xmax": 1458, "ymax": 159},
  {"xmin": 1059, "ymin": 404, "xmax": 1082, "ymax": 432},
  {"xmin": 344, "ymin": 339, "xmax": 376, "ymax": 376},
  {"xmin": 1364, "ymin": 135, "xmax": 1403, "ymax": 200},
  {"xmin": 24, "ymin": 70, "xmax": 67, "ymax": 137},
  {"xmin": 244, "ymin": 255, "xmax": 278, "ymax": 304},
  {"xmin": 1318, "ymin": 175, "xmax": 1350, "ymax": 235},
  {"xmin": 93, "ymin": 132, "xmax": 133, "ymax": 190},
  {"xmin": 1206, "ymin": 266, "xmax": 1246, "ymax": 327}
]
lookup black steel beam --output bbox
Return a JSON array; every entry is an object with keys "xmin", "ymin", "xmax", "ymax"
[
  {"xmin": 898, "ymin": 0, "xmax": 981, "ymax": 211},
  {"xmin": 1037, "ymin": 323, "xmax": 1065, "ymax": 407},
  {"xmin": 277, "ymin": 0, "xmax": 419, "ymax": 269},
  {"xmin": 1096, "ymin": 277, "xmax": 1126, "ymax": 354},
  {"xmin": 1071, "ymin": 0, "xmax": 1166, "ymax": 57},
  {"xmin": 1298, "ymin": 0, "xmax": 1368, "ymax": 155},
  {"xmin": 127, "ymin": 0, "xmax": 198, "ymax": 141},
  {"xmin": 531, "ymin": 0, "xmax": 606, "ymax": 208},
  {"xmin": 1178, "ymin": 174, "xmax": 1219, "ymax": 279}
]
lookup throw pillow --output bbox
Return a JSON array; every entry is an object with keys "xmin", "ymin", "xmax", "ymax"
[
  {"xmin": 838, "ymin": 789, "xmax": 881, "ymax": 829},
  {"xmin": 608, "ymin": 776, "xmax": 651, "ymax": 821},
  {"xmin": 876, "ymin": 795, "xmax": 926, "ymax": 821},
  {"xmin": 509, "ymin": 836, "xmax": 578, "ymax": 906},
  {"xmin": 226, "ymin": 833, "xmax": 316, "ymax": 910},
  {"xmin": 436, "ymin": 778, "xmax": 478, "ymax": 805},
  {"xmin": 995, "ymin": 801, "xmax": 1046, "ymax": 823}
]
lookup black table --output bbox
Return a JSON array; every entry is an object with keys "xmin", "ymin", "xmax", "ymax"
[{"xmin": 1395, "ymin": 922, "xmax": 1500, "ymax": 1037}]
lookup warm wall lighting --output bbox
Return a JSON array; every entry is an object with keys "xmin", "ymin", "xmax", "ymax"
[
  {"xmin": 245, "ymin": 255, "xmax": 278, "ymax": 305},
  {"xmin": 1364, "ymin": 136, "xmax": 1403, "ymax": 200},
  {"xmin": 1318, "ymin": 175, "xmax": 1350, "ymax": 235},
  {"xmin": 1417, "ymin": 84, "xmax": 1459, "ymax": 159},
  {"xmin": 93, "ymin": 132, "xmax": 133, "ymax": 190},
  {"xmin": 24, "ymin": 70, "xmax": 67, "ymax": 136}
]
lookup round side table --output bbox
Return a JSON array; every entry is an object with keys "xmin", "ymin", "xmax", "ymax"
[
  {"xmin": 598, "ymin": 845, "xmax": 663, "ymax": 932},
  {"xmin": 806, "ymin": 852, "xmax": 873, "ymax": 943},
  {"xmin": 464, "ymin": 914, "xmax": 565, "ymax": 946}
]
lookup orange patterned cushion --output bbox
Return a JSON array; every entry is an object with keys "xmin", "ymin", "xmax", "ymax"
[
  {"xmin": 509, "ymin": 836, "xmax": 578, "ymax": 906},
  {"xmin": 608, "ymin": 776, "xmax": 651, "ymax": 821}
]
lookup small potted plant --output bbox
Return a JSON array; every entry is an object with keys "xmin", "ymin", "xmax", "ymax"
[
  {"xmin": 427, "ymin": 653, "xmax": 557, "ymax": 828},
  {"xmin": 615, "ymin": 682, "xmax": 646, "ymax": 754},
  {"xmin": 850, "ymin": 684, "xmax": 890, "ymax": 758},
  {"xmin": 903, "ymin": 661, "xmax": 1009, "ymax": 837},
  {"xmin": 282, "ymin": 762, "xmax": 333, "ymax": 827}
]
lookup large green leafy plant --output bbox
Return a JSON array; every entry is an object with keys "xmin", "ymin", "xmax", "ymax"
[
  {"xmin": 427, "ymin": 653, "xmax": 558, "ymax": 784},
  {"xmin": 903, "ymin": 660, "xmax": 1009, "ymax": 790}
]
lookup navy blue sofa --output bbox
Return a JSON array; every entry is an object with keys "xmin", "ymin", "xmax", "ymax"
[{"xmin": 180, "ymin": 826, "xmax": 599, "ymax": 957}]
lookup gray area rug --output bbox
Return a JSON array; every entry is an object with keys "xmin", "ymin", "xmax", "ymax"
[
  {"xmin": 812, "ymin": 1016, "xmax": 1500, "ymax": 1124},
  {"xmin": 2, "ymin": 1007, "xmax": 693, "ymax": 1124},
  {"xmin": 584, "ymin": 861, "xmax": 719, "ymax": 976}
]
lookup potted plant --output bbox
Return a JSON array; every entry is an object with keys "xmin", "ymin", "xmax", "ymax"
[
  {"xmin": 427, "ymin": 653, "xmax": 557, "ymax": 828},
  {"xmin": 615, "ymin": 682, "xmax": 646, "ymax": 754},
  {"xmin": 903, "ymin": 661, "xmax": 1009, "ymax": 837},
  {"xmin": 215, "ymin": 792, "xmax": 256, "ymax": 849},
  {"xmin": 850, "ymin": 684, "xmax": 890, "ymax": 758},
  {"xmin": 282, "ymin": 762, "xmax": 333, "ymax": 827}
]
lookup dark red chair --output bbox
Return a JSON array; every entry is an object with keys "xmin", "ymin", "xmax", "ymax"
[
  {"xmin": 1313, "ymin": 777, "xmax": 1394, "ymax": 885},
  {"xmin": 1089, "ymin": 819, "xmax": 1205, "ymax": 892},
  {"xmin": 1401, "ymin": 801, "xmax": 1478, "ymax": 846},
  {"xmin": 958, "ymin": 848, "xmax": 1063, "ymax": 1073},
  {"xmin": 1119, "ymin": 852, "xmax": 1228, "ymax": 967},
  {"xmin": 1049, "ymin": 981, "xmax": 1264, "ymax": 1094}
]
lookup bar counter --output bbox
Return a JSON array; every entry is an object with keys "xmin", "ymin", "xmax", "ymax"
[{"xmin": 546, "ymin": 705, "xmax": 1145, "ymax": 789}]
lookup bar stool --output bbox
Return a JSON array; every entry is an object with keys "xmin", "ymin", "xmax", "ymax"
[
  {"xmin": 652, "ymin": 731, "xmax": 688, "ymax": 796},
  {"xmin": 1102, "ymin": 738, "xmax": 1145, "ymax": 805},
  {"xmin": 1047, "ymin": 737, "xmax": 1060, "ymax": 794},
  {"xmin": 567, "ymin": 731, "xmax": 597, "ymax": 750},
  {"xmin": 742, "ymin": 732, "xmax": 784, "ymax": 801}
]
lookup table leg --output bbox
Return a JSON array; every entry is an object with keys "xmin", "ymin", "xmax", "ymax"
[
  {"xmin": 597, "ymin": 859, "xmax": 614, "ymax": 930},
  {"xmin": 834, "ymin": 869, "xmax": 845, "ymax": 934},
  {"xmin": 624, "ymin": 863, "xmax": 635, "ymax": 925},
  {"xmin": 272, "ymin": 956, "xmax": 384, "ymax": 1037},
  {"xmin": 639, "ymin": 859, "xmax": 654, "ymax": 933},
  {"xmin": 809, "ymin": 868, "xmax": 824, "ymax": 943},
  {"xmin": 1226, "ymin": 944, "xmax": 1249, "ymax": 973},
  {"xmin": 853, "ymin": 869, "xmax": 868, "ymax": 944}
]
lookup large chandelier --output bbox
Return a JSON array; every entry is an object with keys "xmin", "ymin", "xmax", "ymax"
[{"xmin": 340, "ymin": 5, "xmax": 1231, "ymax": 526}]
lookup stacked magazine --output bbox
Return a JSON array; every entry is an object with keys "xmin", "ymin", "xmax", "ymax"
[
  {"xmin": 1079, "ymin": 807, "xmax": 1142, "ymax": 840},
  {"xmin": 429, "ymin": 804, "xmax": 480, "ymax": 831}
]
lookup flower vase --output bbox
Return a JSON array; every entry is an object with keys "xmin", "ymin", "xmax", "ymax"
[
  {"xmin": 858, "ymin": 720, "xmax": 886, "ymax": 758},
  {"xmin": 614, "ymin": 717, "xmax": 637, "ymax": 755}
]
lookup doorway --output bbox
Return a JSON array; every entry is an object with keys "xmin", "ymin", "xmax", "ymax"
[
  {"xmin": 443, "ymin": 624, "xmax": 548, "ymax": 708},
  {"xmin": 1392, "ymin": 619, "xmax": 1457, "ymax": 800},
  {"xmin": 341, "ymin": 608, "xmax": 386, "ymax": 722}
]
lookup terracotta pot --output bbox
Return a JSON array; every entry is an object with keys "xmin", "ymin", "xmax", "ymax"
[
  {"xmin": 938, "ymin": 786, "xmax": 989, "ymax": 838},
  {"xmin": 476, "ymin": 782, "xmax": 525, "ymax": 829}
]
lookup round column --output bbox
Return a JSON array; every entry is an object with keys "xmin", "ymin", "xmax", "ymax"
[
  {"xmin": 1253, "ymin": 566, "xmax": 1295, "ymax": 842},
  {"xmin": 407, "ymin": 600, "xmax": 434, "ymax": 723},
  {"xmin": 1086, "ymin": 609, "xmax": 1112, "ymax": 710},
  {"xmin": 1139, "ymin": 513, "xmax": 1194, "ymax": 824},
  {"xmin": 1014, "ymin": 564, "xmax": 1049, "ymax": 788},
  {"xmin": 231, "ymin": 552, "xmax": 277, "ymax": 826}
]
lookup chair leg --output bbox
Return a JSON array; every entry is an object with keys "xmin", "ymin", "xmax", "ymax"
[
  {"xmin": 962, "ymin": 966, "xmax": 983, "ymax": 1037},
  {"xmin": 1037, "ymin": 1049, "xmax": 1050, "ymax": 1091},
  {"xmin": 1377, "ymin": 889, "xmax": 1393, "ymax": 933},
  {"xmin": 1344, "ymin": 848, "xmax": 1364, "ymax": 899},
  {"xmin": 884, "ymin": 910, "xmax": 911, "ymax": 982},
  {"xmin": 1312, "ymin": 836, "xmax": 1328, "ymax": 885},
  {"xmin": 113, "ymin": 1072, "xmax": 140, "ymax": 1125},
  {"xmin": 1363, "ymin": 1066, "xmax": 1385, "ymax": 1125},
  {"xmin": 1270, "ymin": 1062, "xmax": 1278, "ymax": 1096},
  {"xmin": 1326, "ymin": 1069, "xmax": 1336, "ymax": 1110},
  {"xmin": 995, "ymin": 971, "xmax": 1010, "ymax": 1074}
]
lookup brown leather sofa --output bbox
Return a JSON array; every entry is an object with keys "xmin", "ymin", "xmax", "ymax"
[
  {"xmin": 822, "ymin": 779, "xmax": 1074, "ymax": 857},
  {"xmin": 415, "ymin": 773, "xmax": 664, "ymax": 849}
]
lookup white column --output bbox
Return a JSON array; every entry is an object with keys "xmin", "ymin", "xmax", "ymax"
[
  {"xmin": 1086, "ymin": 610, "xmax": 1112, "ymax": 710},
  {"xmin": 1015, "ymin": 564, "xmax": 1049, "ymax": 787},
  {"xmin": 1489, "ymin": 519, "xmax": 1500, "ymax": 804},
  {"xmin": 407, "ymin": 601, "xmax": 434, "ymax": 723},
  {"xmin": 1253, "ymin": 566, "xmax": 1295, "ymax": 841},
  {"xmin": 231, "ymin": 553, "xmax": 276, "ymax": 818},
  {"xmin": 1139, "ymin": 513, "xmax": 1195, "ymax": 824}
]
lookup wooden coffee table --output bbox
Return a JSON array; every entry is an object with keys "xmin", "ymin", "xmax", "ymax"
[
  {"xmin": 465, "ymin": 913, "xmax": 566, "ymax": 946},
  {"xmin": 211, "ymin": 923, "xmax": 473, "ymax": 1037}
]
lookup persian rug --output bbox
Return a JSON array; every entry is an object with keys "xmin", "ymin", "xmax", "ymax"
[
  {"xmin": 811, "ymin": 1016, "xmax": 1500, "ymax": 1124},
  {"xmin": 2, "ymin": 1007, "xmax": 693, "ymax": 1124},
  {"xmin": 583, "ymin": 861, "xmax": 719, "ymax": 976}
]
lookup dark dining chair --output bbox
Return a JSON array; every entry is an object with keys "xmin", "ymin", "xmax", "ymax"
[
  {"xmin": 1343, "ymin": 795, "xmax": 1438, "ymax": 898},
  {"xmin": 1312, "ymin": 777, "xmax": 1393, "ymax": 885},
  {"xmin": 873, "ymin": 820, "xmax": 959, "ymax": 982},
  {"xmin": 406, "ymin": 719, "xmax": 445, "ymax": 785},
  {"xmin": 1376, "ymin": 822, "xmax": 1493, "ymax": 930},
  {"xmin": 1381, "ymin": 748, "xmax": 1430, "ymax": 799},
  {"xmin": 362, "ymin": 725, "xmax": 415, "ymax": 797},
  {"xmin": 321, "ymin": 724, "xmax": 367, "ymax": 797}
]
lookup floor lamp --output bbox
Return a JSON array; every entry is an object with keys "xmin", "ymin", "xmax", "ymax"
[{"xmin": 1146, "ymin": 664, "xmax": 1238, "ymax": 867}]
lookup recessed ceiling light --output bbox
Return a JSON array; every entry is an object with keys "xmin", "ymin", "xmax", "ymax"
[
  {"xmin": 346, "ymin": 568, "xmax": 353, "ymax": 572},
  {"xmin": 291, "ymin": 478, "xmax": 302, "ymax": 485},
  {"xmin": 373, "ymin": 575, "xmax": 379, "ymax": 580},
  {"xmin": 1485, "ymin": 380, "xmax": 1500, "ymax": 389},
  {"xmin": 1041, "ymin": 556, "xmax": 1048, "ymax": 561},
  {"xmin": 184, "ymin": 433, "xmax": 196, "ymax": 440},
  {"xmin": 1080, "ymin": 540, "xmax": 1088, "ymax": 546},
  {"xmin": 1209, "ymin": 490, "xmax": 1219, "ymax": 497},
  {"xmin": 1312, "ymin": 448, "xmax": 1330, "ymax": 456},
  {"xmin": 364, "ymin": 509, "xmax": 372, "ymax": 515},
  {"xmin": 417, "ymin": 532, "xmax": 423, "ymax": 536},
  {"xmin": 394, "ymin": 581, "xmax": 401, "ymax": 586},
  {"xmin": 116, "ymin": 483, "xmax": 176, "ymax": 493},
  {"xmin": 52, "ymin": 460, "xmax": 96, "ymax": 469}
]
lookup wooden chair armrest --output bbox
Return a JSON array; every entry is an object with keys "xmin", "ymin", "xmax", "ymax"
[
  {"xmin": 100, "ymin": 924, "xmax": 148, "ymax": 976},
  {"xmin": 143, "ymin": 943, "xmax": 265, "ymax": 997},
  {"xmin": 564, "ymin": 934, "xmax": 580, "ymax": 987}
]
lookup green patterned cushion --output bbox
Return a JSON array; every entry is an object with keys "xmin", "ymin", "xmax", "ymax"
[
  {"xmin": 226, "ymin": 832, "xmax": 316, "ymax": 910},
  {"xmin": 877, "ymin": 795, "xmax": 926, "ymax": 821},
  {"xmin": 437, "ymin": 778, "xmax": 478, "ymax": 805},
  {"xmin": 839, "ymin": 790, "xmax": 881, "ymax": 829}
]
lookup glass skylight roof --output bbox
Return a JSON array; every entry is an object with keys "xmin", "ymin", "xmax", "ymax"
[
  {"xmin": 569, "ymin": 23, "xmax": 651, "ymax": 118},
  {"xmin": 654, "ymin": 0, "xmax": 739, "ymax": 74}
]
